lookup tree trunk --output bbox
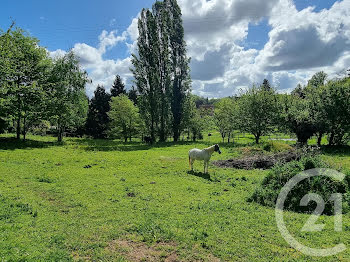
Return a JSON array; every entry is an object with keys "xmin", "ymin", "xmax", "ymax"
[
  {"xmin": 255, "ymin": 134, "xmax": 260, "ymax": 144},
  {"xmin": 58, "ymin": 130, "xmax": 63, "ymax": 142},
  {"xmin": 328, "ymin": 132, "xmax": 335, "ymax": 146},
  {"xmin": 173, "ymin": 129, "xmax": 179, "ymax": 142},
  {"xmin": 150, "ymin": 118, "xmax": 155, "ymax": 145},
  {"xmin": 16, "ymin": 82, "xmax": 21, "ymax": 140},
  {"xmin": 159, "ymin": 110, "xmax": 166, "ymax": 142},
  {"xmin": 16, "ymin": 116, "xmax": 21, "ymax": 140},
  {"xmin": 23, "ymin": 116, "xmax": 26, "ymax": 141},
  {"xmin": 57, "ymin": 120, "xmax": 64, "ymax": 142},
  {"xmin": 317, "ymin": 132, "xmax": 323, "ymax": 147}
]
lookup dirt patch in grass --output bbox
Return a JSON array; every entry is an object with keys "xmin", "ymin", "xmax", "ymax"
[
  {"xmin": 107, "ymin": 240, "xmax": 178, "ymax": 262},
  {"xmin": 213, "ymin": 150, "xmax": 300, "ymax": 170}
]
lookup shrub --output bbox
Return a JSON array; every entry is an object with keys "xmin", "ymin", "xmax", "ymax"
[{"xmin": 249, "ymin": 155, "xmax": 350, "ymax": 215}]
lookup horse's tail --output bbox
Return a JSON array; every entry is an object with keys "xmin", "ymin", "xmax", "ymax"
[{"xmin": 189, "ymin": 155, "xmax": 191, "ymax": 169}]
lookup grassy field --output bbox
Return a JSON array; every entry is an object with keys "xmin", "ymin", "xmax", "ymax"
[{"xmin": 1, "ymin": 133, "xmax": 350, "ymax": 261}]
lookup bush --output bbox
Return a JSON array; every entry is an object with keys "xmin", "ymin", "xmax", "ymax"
[{"xmin": 249, "ymin": 155, "xmax": 350, "ymax": 215}]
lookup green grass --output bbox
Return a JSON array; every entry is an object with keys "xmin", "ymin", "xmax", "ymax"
[{"xmin": 1, "ymin": 134, "xmax": 350, "ymax": 261}]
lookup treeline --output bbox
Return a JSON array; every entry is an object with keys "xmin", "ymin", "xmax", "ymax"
[
  {"xmin": 213, "ymin": 74, "xmax": 350, "ymax": 146},
  {"xmin": 1, "ymin": 0, "xmax": 349, "ymax": 146}
]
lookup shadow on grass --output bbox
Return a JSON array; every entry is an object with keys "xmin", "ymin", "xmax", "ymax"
[
  {"xmin": 0, "ymin": 137, "xmax": 60, "ymax": 151},
  {"xmin": 75, "ymin": 138, "xmax": 228, "ymax": 152},
  {"xmin": 321, "ymin": 145, "xmax": 350, "ymax": 157},
  {"xmin": 187, "ymin": 170, "xmax": 212, "ymax": 181},
  {"xmin": 0, "ymin": 135, "xmax": 266, "ymax": 152}
]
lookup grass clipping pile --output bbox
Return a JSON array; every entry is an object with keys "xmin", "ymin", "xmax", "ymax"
[{"xmin": 213, "ymin": 150, "xmax": 300, "ymax": 170}]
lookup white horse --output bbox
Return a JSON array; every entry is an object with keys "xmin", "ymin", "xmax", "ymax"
[{"xmin": 189, "ymin": 144, "xmax": 221, "ymax": 174}]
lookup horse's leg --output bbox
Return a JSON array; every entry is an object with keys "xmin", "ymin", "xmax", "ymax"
[
  {"xmin": 204, "ymin": 161, "xmax": 206, "ymax": 174},
  {"xmin": 191, "ymin": 159, "xmax": 194, "ymax": 171}
]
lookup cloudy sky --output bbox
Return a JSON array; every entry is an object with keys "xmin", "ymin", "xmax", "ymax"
[{"xmin": 1, "ymin": 0, "xmax": 349, "ymax": 97}]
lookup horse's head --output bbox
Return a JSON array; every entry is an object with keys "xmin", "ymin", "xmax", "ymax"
[{"xmin": 214, "ymin": 144, "xmax": 221, "ymax": 154}]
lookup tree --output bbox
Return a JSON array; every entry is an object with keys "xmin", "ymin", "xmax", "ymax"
[
  {"xmin": 237, "ymin": 85, "xmax": 278, "ymax": 144},
  {"xmin": 214, "ymin": 98, "xmax": 237, "ymax": 143},
  {"xmin": 131, "ymin": 0, "xmax": 190, "ymax": 143},
  {"xmin": 153, "ymin": 1, "xmax": 174, "ymax": 142},
  {"xmin": 47, "ymin": 51, "xmax": 89, "ymax": 142},
  {"xmin": 165, "ymin": 0, "xmax": 191, "ymax": 142},
  {"xmin": 279, "ymin": 94, "xmax": 316, "ymax": 145},
  {"xmin": 305, "ymin": 72, "xmax": 328, "ymax": 146},
  {"xmin": 131, "ymin": 8, "xmax": 161, "ymax": 143},
  {"xmin": 308, "ymin": 71, "xmax": 327, "ymax": 88},
  {"xmin": 128, "ymin": 86, "xmax": 138, "ymax": 105},
  {"xmin": 307, "ymin": 86, "xmax": 328, "ymax": 146},
  {"xmin": 0, "ymin": 33, "xmax": 9, "ymax": 132},
  {"xmin": 292, "ymin": 83, "xmax": 306, "ymax": 99},
  {"xmin": 184, "ymin": 96, "xmax": 204, "ymax": 142},
  {"xmin": 108, "ymin": 95, "xmax": 141, "ymax": 142},
  {"xmin": 1, "ymin": 27, "xmax": 50, "ymax": 140},
  {"xmin": 261, "ymin": 79, "xmax": 272, "ymax": 91},
  {"xmin": 321, "ymin": 78, "xmax": 350, "ymax": 145},
  {"xmin": 85, "ymin": 85, "xmax": 111, "ymax": 139},
  {"xmin": 110, "ymin": 75, "xmax": 126, "ymax": 97},
  {"xmin": 0, "ymin": 23, "xmax": 15, "ymax": 126}
]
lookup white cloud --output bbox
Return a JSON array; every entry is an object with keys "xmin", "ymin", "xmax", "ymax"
[
  {"xmin": 257, "ymin": 0, "xmax": 350, "ymax": 71},
  {"xmin": 183, "ymin": 0, "xmax": 350, "ymax": 97},
  {"xmin": 72, "ymin": 43, "xmax": 102, "ymax": 67},
  {"xmin": 98, "ymin": 30, "xmax": 127, "ymax": 54},
  {"xmin": 50, "ymin": 0, "xmax": 350, "ymax": 98},
  {"xmin": 49, "ymin": 49, "xmax": 66, "ymax": 59},
  {"xmin": 50, "ymin": 27, "xmax": 133, "ymax": 97}
]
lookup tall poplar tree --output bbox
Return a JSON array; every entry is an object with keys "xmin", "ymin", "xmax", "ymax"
[
  {"xmin": 131, "ymin": 0, "xmax": 190, "ymax": 142},
  {"xmin": 153, "ymin": 1, "xmax": 172, "ymax": 141},
  {"xmin": 165, "ymin": 0, "xmax": 191, "ymax": 142},
  {"xmin": 131, "ymin": 9, "xmax": 161, "ymax": 143}
]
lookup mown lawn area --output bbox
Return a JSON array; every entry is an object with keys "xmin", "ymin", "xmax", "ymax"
[{"xmin": 1, "ymin": 134, "xmax": 350, "ymax": 261}]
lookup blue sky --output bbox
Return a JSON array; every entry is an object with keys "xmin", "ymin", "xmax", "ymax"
[
  {"xmin": 0, "ymin": 0, "xmax": 153, "ymax": 59},
  {"xmin": 1, "ymin": 0, "xmax": 349, "ymax": 98}
]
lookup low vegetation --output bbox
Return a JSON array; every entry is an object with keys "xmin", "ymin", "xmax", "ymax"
[
  {"xmin": 1, "ymin": 134, "xmax": 350, "ymax": 261},
  {"xmin": 249, "ymin": 155, "xmax": 350, "ymax": 215}
]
